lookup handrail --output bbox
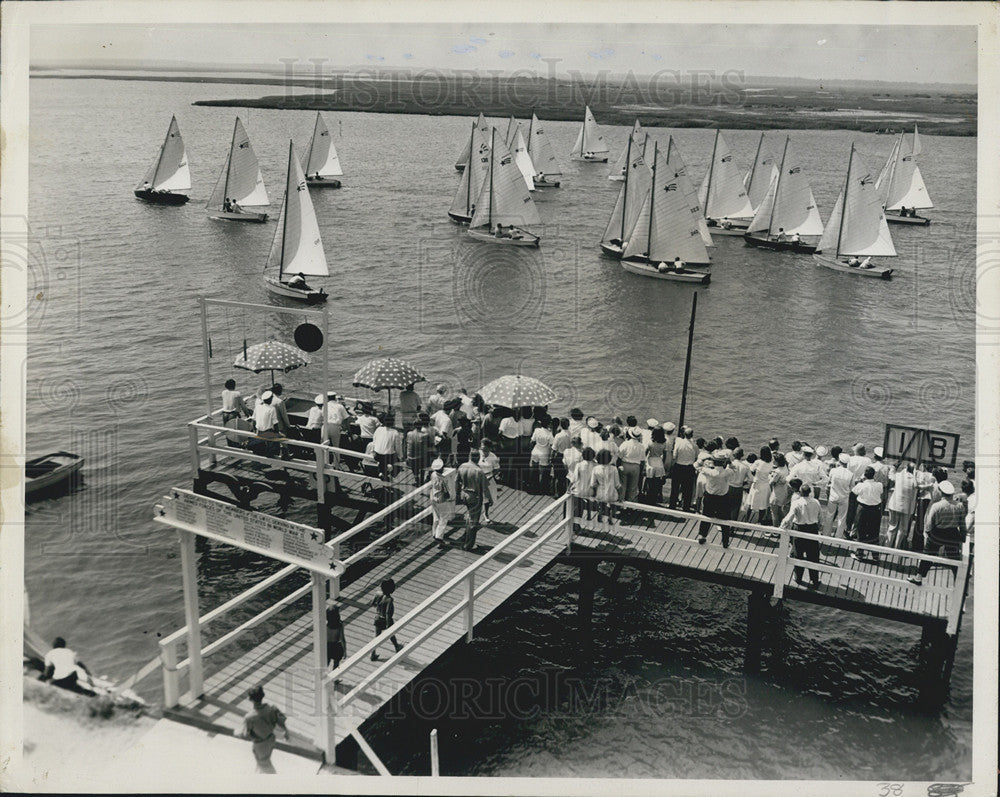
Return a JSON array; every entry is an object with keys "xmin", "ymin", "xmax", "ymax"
[
  {"xmin": 337, "ymin": 515, "xmax": 573, "ymax": 710},
  {"xmin": 325, "ymin": 494, "xmax": 570, "ymax": 689},
  {"xmin": 327, "ymin": 478, "xmax": 437, "ymax": 548},
  {"xmin": 191, "ymin": 418, "xmax": 366, "ymax": 460},
  {"xmin": 343, "ymin": 507, "xmax": 435, "ymax": 566}
]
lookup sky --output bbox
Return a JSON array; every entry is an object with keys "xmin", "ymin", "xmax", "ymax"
[{"xmin": 31, "ymin": 22, "xmax": 978, "ymax": 85}]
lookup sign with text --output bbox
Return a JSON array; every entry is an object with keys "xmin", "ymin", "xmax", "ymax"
[
  {"xmin": 882, "ymin": 424, "xmax": 960, "ymax": 469},
  {"xmin": 155, "ymin": 488, "xmax": 345, "ymax": 577}
]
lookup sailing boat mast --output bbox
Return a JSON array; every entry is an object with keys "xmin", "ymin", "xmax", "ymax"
[
  {"xmin": 647, "ymin": 141, "xmax": 658, "ymax": 259},
  {"xmin": 222, "ymin": 118, "xmax": 239, "ymax": 206},
  {"xmin": 465, "ymin": 120, "xmax": 476, "ymax": 216},
  {"xmin": 152, "ymin": 116, "xmax": 177, "ymax": 188},
  {"xmin": 488, "ymin": 128, "xmax": 495, "ymax": 230},
  {"xmin": 835, "ymin": 145, "xmax": 855, "ymax": 259},
  {"xmin": 767, "ymin": 136, "xmax": 790, "ymax": 239},
  {"xmin": 582, "ymin": 108, "xmax": 589, "ymax": 153},
  {"xmin": 278, "ymin": 140, "xmax": 293, "ymax": 280},
  {"xmin": 884, "ymin": 132, "xmax": 904, "ymax": 208},
  {"xmin": 704, "ymin": 130, "xmax": 719, "ymax": 218},
  {"xmin": 621, "ymin": 134, "xmax": 633, "ymax": 242},
  {"xmin": 747, "ymin": 132, "xmax": 764, "ymax": 202},
  {"xmin": 304, "ymin": 114, "xmax": 319, "ymax": 179}
]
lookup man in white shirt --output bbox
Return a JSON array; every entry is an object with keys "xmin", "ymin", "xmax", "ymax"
[
  {"xmin": 567, "ymin": 408, "xmax": 586, "ymax": 440},
  {"xmin": 324, "ymin": 394, "xmax": 352, "ymax": 463},
  {"xmin": 529, "ymin": 421, "xmax": 554, "ymax": 494},
  {"xmin": 252, "ymin": 391, "xmax": 278, "ymax": 433},
  {"xmin": 784, "ymin": 441, "xmax": 805, "ymax": 469},
  {"xmin": 871, "ymin": 446, "xmax": 891, "ymax": 510},
  {"xmin": 780, "ymin": 484, "xmax": 823, "ymax": 587},
  {"xmin": 669, "ymin": 426, "xmax": 699, "ymax": 511},
  {"xmin": 826, "ymin": 453, "xmax": 854, "ymax": 538},
  {"xmin": 42, "ymin": 637, "xmax": 95, "ymax": 695},
  {"xmin": 580, "ymin": 416, "xmax": 602, "ymax": 453},
  {"xmin": 304, "ymin": 394, "xmax": 325, "ymax": 443},
  {"xmin": 372, "ymin": 413, "xmax": 404, "ymax": 481},
  {"xmin": 695, "ymin": 454, "xmax": 732, "ymax": 547},
  {"xmin": 845, "ymin": 443, "xmax": 873, "ymax": 534},
  {"xmin": 221, "ymin": 378, "xmax": 250, "ymax": 423},
  {"xmin": 551, "ymin": 419, "xmax": 572, "ymax": 496},
  {"xmin": 618, "ymin": 429, "xmax": 646, "ymax": 506},
  {"xmin": 789, "ymin": 446, "xmax": 827, "ymax": 494},
  {"xmin": 426, "ymin": 384, "xmax": 449, "ymax": 415},
  {"xmin": 851, "ymin": 467, "xmax": 884, "ymax": 562}
]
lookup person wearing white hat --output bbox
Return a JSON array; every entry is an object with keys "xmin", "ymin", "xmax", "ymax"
[
  {"xmin": 427, "ymin": 458, "xmax": 453, "ymax": 548},
  {"xmin": 908, "ymin": 480, "xmax": 966, "ymax": 585},
  {"xmin": 826, "ymin": 453, "xmax": 854, "ymax": 537},
  {"xmin": 323, "ymin": 393, "xmax": 352, "ymax": 467},
  {"xmin": 252, "ymin": 390, "xmax": 278, "ymax": 433},
  {"xmin": 871, "ymin": 446, "xmax": 891, "ymax": 512},
  {"xmin": 426, "ymin": 384, "xmax": 449, "ymax": 415},
  {"xmin": 851, "ymin": 467, "xmax": 884, "ymax": 563},
  {"xmin": 669, "ymin": 425, "xmax": 699, "ymax": 511},
  {"xmin": 641, "ymin": 418, "xmax": 660, "ymax": 448},
  {"xmin": 618, "ymin": 428, "xmax": 645, "ymax": 508},
  {"xmin": 886, "ymin": 461, "xmax": 918, "ymax": 549},
  {"xmin": 789, "ymin": 445, "xmax": 827, "ymax": 498},
  {"xmin": 303, "ymin": 394, "xmax": 326, "ymax": 443},
  {"xmin": 580, "ymin": 416, "xmax": 602, "ymax": 453}
]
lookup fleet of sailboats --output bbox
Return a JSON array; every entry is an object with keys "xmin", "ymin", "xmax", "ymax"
[
  {"xmin": 262, "ymin": 141, "xmax": 330, "ymax": 302},
  {"xmin": 743, "ymin": 136, "xmax": 824, "ymax": 254},
  {"xmin": 813, "ymin": 144, "xmax": 896, "ymax": 279},
  {"xmin": 876, "ymin": 125, "xmax": 932, "ymax": 225},
  {"xmin": 570, "ymin": 106, "xmax": 610, "ymax": 163},
  {"xmin": 303, "ymin": 112, "xmax": 344, "ymax": 188},
  {"xmin": 468, "ymin": 128, "xmax": 541, "ymax": 247},
  {"xmin": 207, "ymin": 117, "xmax": 269, "ymax": 223},
  {"xmin": 134, "ymin": 116, "xmax": 191, "ymax": 205}
]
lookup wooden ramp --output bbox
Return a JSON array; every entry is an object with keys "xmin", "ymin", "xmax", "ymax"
[{"xmin": 167, "ymin": 489, "xmax": 566, "ymax": 756}]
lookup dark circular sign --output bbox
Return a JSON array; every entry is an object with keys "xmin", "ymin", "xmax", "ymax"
[{"xmin": 294, "ymin": 323, "xmax": 324, "ymax": 352}]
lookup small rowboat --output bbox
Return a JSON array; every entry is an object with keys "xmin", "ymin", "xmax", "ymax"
[{"xmin": 25, "ymin": 451, "xmax": 83, "ymax": 498}]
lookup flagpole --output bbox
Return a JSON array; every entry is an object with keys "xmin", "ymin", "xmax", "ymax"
[{"xmin": 678, "ymin": 292, "xmax": 698, "ymax": 428}]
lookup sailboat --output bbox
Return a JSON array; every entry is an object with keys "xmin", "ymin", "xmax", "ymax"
[
  {"xmin": 448, "ymin": 121, "xmax": 491, "ymax": 224},
  {"xmin": 468, "ymin": 128, "xmax": 541, "ymax": 247},
  {"xmin": 876, "ymin": 125, "xmax": 932, "ymax": 225},
  {"xmin": 570, "ymin": 106, "xmax": 610, "ymax": 163},
  {"xmin": 743, "ymin": 136, "xmax": 824, "ymax": 254},
  {"xmin": 455, "ymin": 112, "xmax": 488, "ymax": 172},
  {"xmin": 303, "ymin": 112, "xmax": 343, "ymax": 188},
  {"xmin": 526, "ymin": 113, "xmax": 562, "ymax": 188},
  {"xmin": 813, "ymin": 144, "xmax": 895, "ymax": 279},
  {"xmin": 664, "ymin": 136, "xmax": 714, "ymax": 249},
  {"xmin": 262, "ymin": 141, "xmax": 330, "ymax": 302},
  {"xmin": 504, "ymin": 117, "xmax": 536, "ymax": 192},
  {"xmin": 134, "ymin": 115, "xmax": 190, "ymax": 205},
  {"xmin": 207, "ymin": 117, "xmax": 269, "ymax": 223},
  {"xmin": 743, "ymin": 132, "xmax": 779, "ymax": 213},
  {"xmin": 609, "ymin": 119, "xmax": 643, "ymax": 181},
  {"xmin": 599, "ymin": 134, "xmax": 652, "ymax": 258},
  {"xmin": 620, "ymin": 142, "xmax": 711, "ymax": 284},
  {"xmin": 698, "ymin": 130, "xmax": 754, "ymax": 234}
]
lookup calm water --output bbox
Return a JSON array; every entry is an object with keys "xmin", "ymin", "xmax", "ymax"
[{"xmin": 24, "ymin": 77, "xmax": 975, "ymax": 780}]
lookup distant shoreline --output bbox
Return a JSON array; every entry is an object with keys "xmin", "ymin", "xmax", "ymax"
[{"xmin": 32, "ymin": 72, "xmax": 977, "ymax": 136}]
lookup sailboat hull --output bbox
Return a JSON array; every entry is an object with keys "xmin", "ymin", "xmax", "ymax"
[
  {"xmin": 608, "ymin": 174, "xmax": 625, "ymax": 182},
  {"xmin": 600, "ymin": 242, "xmax": 625, "ymax": 259},
  {"xmin": 743, "ymin": 233, "xmax": 817, "ymax": 254},
  {"xmin": 305, "ymin": 177, "xmax": 341, "ymax": 188},
  {"xmin": 533, "ymin": 177, "xmax": 561, "ymax": 188},
  {"xmin": 448, "ymin": 211, "xmax": 473, "ymax": 225},
  {"xmin": 209, "ymin": 210, "xmax": 269, "ymax": 223},
  {"xmin": 574, "ymin": 154, "xmax": 609, "ymax": 163},
  {"xmin": 468, "ymin": 227, "xmax": 540, "ymax": 247},
  {"xmin": 134, "ymin": 189, "xmax": 188, "ymax": 205},
  {"xmin": 705, "ymin": 218, "xmax": 749, "ymax": 236},
  {"xmin": 885, "ymin": 211, "xmax": 930, "ymax": 226},
  {"xmin": 263, "ymin": 276, "xmax": 328, "ymax": 303},
  {"xmin": 621, "ymin": 257, "xmax": 710, "ymax": 283},
  {"xmin": 812, "ymin": 254, "xmax": 893, "ymax": 279},
  {"xmin": 455, "ymin": 164, "xmax": 466, "ymax": 173}
]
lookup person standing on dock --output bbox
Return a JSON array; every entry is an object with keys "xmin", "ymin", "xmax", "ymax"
[
  {"xmin": 851, "ymin": 467, "xmax": 884, "ymax": 563},
  {"xmin": 845, "ymin": 444, "xmax": 873, "ymax": 535},
  {"xmin": 746, "ymin": 447, "xmax": 773, "ymax": 525},
  {"xmin": 643, "ymin": 426, "xmax": 669, "ymax": 504},
  {"xmin": 551, "ymin": 418, "xmax": 572, "ymax": 497},
  {"xmin": 780, "ymin": 484, "xmax": 823, "ymax": 588},
  {"xmin": 696, "ymin": 454, "xmax": 733, "ymax": 547},
  {"xmin": 768, "ymin": 457, "xmax": 792, "ymax": 527},
  {"xmin": 427, "ymin": 383, "xmax": 449, "ymax": 415},
  {"xmin": 323, "ymin": 394, "xmax": 352, "ymax": 466},
  {"xmin": 405, "ymin": 419, "xmax": 429, "ymax": 488},
  {"xmin": 398, "ymin": 383, "xmax": 421, "ymax": 429},
  {"xmin": 478, "ymin": 439, "xmax": 501, "ymax": 522},
  {"xmin": 428, "ymin": 458, "xmax": 452, "ymax": 548},
  {"xmin": 303, "ymin": 395, "xmax": 326, "ymax": 444},
  {"xmin": 908, "ymin": 481, "xmax": 966, "ymax": 586},
  {"xmin": 371, "ymin": 579, "xmax": 404, "ymax": 661},
  {"xmin": 589, "ymin": 448, "xmax": 621, "ymax": 526},
  {"xmin": 790, "ymin": 446, "xmax": 827, "ymax": 496},
  {"xmin": 326, "ymin": 604, "xmax": 346, "ymax": 675},
  {"xmin": 239, "ymin": 685, "xmax": 289, "ymax": 774},
  {"xmin": 886, "ymin": 461, "xmax": 918, "ymax": 549},
  {"xmin": 457, "ymin": 449, "xmax": 488, "ymax": 551},
  {"xmin": 221, "ymin": 378, "xmax": 250, "ymax": 423},
  {"xmin": 618, "ymin": 428, "xmax": 645, "ymax": 510},
  {"xmin": 372, "ymin": 412, "xmax": 403, "ymax": 481},
  {"xmin": 826, "ymin": 453, "xmax": 854, "ymax": 538},
  {"xmin": 670, "ymin": 426, "xmax": 699, "ymax": 512}
]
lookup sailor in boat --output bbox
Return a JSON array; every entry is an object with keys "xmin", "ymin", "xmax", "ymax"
[
  {"xmin": 609, "ymin": 237, "xmax": 623, "ymax": 248},
  {"xmin": 860, "ymin": 256, "xmax": 874, "ymax": 269},
  {"xmin": 790, "ymin": 232, "xmax": 801, "ymax": 244},
  {"xmin": 721, "ymin": 219, "xmax": 733, "ymax": 230},
  {"xmin": 774, "ymin": 227, "xmax": 787, "ymax": 242},
  {"xmin": 287, "ymin": 272, "xmax": 310, "ymax": 290},
  {"xmin": 847, "ymin": 256, "xmax": 861, "ymax": 267},
  {"xmin": 40, "ymin": 637, "xmax": 96, "ymax": 696},
  {"xmin": 658, "ymin": 257, "xmax": 685, "ymax": 273}
]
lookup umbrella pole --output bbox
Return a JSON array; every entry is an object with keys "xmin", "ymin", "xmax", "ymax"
[{"xmin": 387, "ymin": 388, "xmax": 392, "ymax": 412}]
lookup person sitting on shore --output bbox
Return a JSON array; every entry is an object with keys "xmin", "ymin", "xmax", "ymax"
[{"xmin": 41, "ymin": 637, "xmax": 96, "ymax": 696}]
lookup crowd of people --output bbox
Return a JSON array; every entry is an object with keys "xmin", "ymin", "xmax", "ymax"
[{"xmin": 220, "ymin": 379, "xmax": 975, "ymax": 584}]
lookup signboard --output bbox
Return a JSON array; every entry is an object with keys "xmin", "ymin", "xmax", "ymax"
[
  {"xmin": 155, "ymin": 488, "xmax": 345, "ymax": 577},
  {"xmin": 882, "ymin": 424, "xmax": 960, "ymax": 469}
]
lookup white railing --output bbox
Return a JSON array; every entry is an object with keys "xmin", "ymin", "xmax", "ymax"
[
  {"xmin": 323, "ymin": 494, "xmax": 572, "ymax": 735},
  {"xmin": 613, "ymin": 499, "xmax": 971, "ymax": 632}
]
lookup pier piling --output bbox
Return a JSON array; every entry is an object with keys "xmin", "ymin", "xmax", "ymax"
[{"xmin": 578, "ymin": 559, "xmax": 598, "ymax": 630}]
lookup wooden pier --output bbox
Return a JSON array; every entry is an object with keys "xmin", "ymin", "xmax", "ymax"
[{"xmin": 151, "ymin": 406, "xmax": 973, "ymax": 773}]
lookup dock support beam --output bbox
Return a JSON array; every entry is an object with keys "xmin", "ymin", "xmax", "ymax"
[
  {"xmin": 335, "ymin": 734, "xmax": 359, "ymax": 770},
  {"xmin": 917, "ymin": 622, "xmax": 957, "ymax": 706},
  {"xmin": 578, "ymin": 559, "xmax": 598, "ymax": 630},
  {"xmin": 178, "ymin": 529, "xmax": 204, "ymax": 699},
  {"xmin": 745, "ymin": 590, "xmax": 778, "ymax": 674},
  {"xmin": 311, "ymin": 573, "xmax": 334, "ymax": 760}
]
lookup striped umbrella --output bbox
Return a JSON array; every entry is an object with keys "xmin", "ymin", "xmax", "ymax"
[
  {"xmin": 478, "ymin": 375, "xmax": 556, "ymax": 409},
  {"xmin": 233, "ymin": 339, "xmax": 310, "ymax": 385},
  {"xmin": 352, "ymin": 357, "xmax": 426, "ymax": 410}
]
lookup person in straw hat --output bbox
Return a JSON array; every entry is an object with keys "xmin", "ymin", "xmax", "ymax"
[{"xmin": 427, "ymin": 458, "xmax": 453, "ymax": 548}]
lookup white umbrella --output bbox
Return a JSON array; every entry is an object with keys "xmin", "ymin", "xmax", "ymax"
[{"xmin": 478, "ymin": 375, "xmax": 556, "ymax": 409}]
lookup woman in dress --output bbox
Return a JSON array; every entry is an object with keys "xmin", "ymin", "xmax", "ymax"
[
  {"xmin": 768, "ymin": 452, "xmax": 790, "ymax": 527},
  {"xmin": 478, "ymin": 439, "xmax": 501, "ymax": 522},
  {"xmin": 747, "ymin": 446, "xmax": 774, "ymax": 524},
  {"xmin": 326, "ymin": 605, "xmax": 346, "ymax": 676},
  {"xmin": 590, "ymin": 448, "xmax": 621, "ymax": 525},
  {"xmin": 568, "ymin": 446, "xmax": 597, "ymax": 520},
  {"xmin": 643, "ymin": 426, "xmax": 668, "ymax": 503},
  {"xmin": 529, "ymin": 419, "xmax": 554, "ymax": 495}
]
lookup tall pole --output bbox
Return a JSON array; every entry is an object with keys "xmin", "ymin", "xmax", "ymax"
[
  {"xmin": 678, "ymin": 292, "xmax": 698, "ymax": 429},
  {"xmin": 620, "ymin": 134, "xmax": 633, "ymax": 242},
  {"xmin": 835, "ymin": 144, "xmax": 854, "ymax": 260},
  {"xmin": 767, "ymin": 136, "xmax": 790, "ymax": 240}
]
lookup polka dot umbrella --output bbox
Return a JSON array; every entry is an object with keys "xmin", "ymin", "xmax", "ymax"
[
  {"xmin": 478, "ymin": 375, "xmax": 557, "ymax": 409},
  {"xmin": 233, "ymin": 339, "xmax": 311, "ymax": 385},
  {"xmin": 352, "ymin": 357, "xmax": 427, "ymax": 410}
]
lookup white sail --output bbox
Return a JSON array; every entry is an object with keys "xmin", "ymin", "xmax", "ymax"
[
  {"xmin": 663, "ymin": 137, "xmax": 713, "ymax": 247},
  {"xmin": 602, "ymin": 144, "xmax": 651, "ymax": 244},
  {"xmin": 744, "ymin": 134, "xmax": 779, "ymax": 211},
  {"xmin": 455, "ymin": 112, "xmax": 486, "ymax": 169},
  {"xmin": 207, "ymin": 151, "xmax": 230, "ymax": 210},
  {"xmin": 141, "ymin": 116, "xmax": 190, "ymax": 192},
  {"xmin": 879, "ymin": 129, "xmax": 932, "ymax": 211},
  {"xmin": 875, "ymin": 135, "xmax": 902, "ymax": 206},
  {"xmin": 571, "ymin": 106, "xmax": 609, "ymax": 157},
  {"xmin": 834, "ymin": 147, "xmax": 897, "ymax": 258},
  {"xmin": 816, "ymin": 191, "xmax": 843, "ymax": 255},
  {"xmin": 747, "ymin": 175, "xmax": 778, "ymax": 235},
  {"xmin": 512, "ymin": 125, "xmax": 536, "ymax": 191},
  {"xmin": 528, "ymin": 113, "xmax": 562, "ymax": 177},
  {"xmin": 450, "ymin": 122, "xmax": 480, "ymax": 217},
  {"xmin": 225, "ymin": 117, "xmax": 268, "ymax": 206},
  {"xmin": 698, "ymin": 130, "xmax": 753, "ymax": 220},
  {"xmin": 504, "ymin": 116, "xmax": 518, "ymax": 148},
  {"xmin": 754, "ymin": 138, "xmax": 824, "ymax": 236},
  {"xmin": 268, "ymin": 142, "xmax": 329, "ymax": 278},
  {"xmin": 609, "ymin": 119, "xmax": 642, "ymax": 179},
  {"xmin": 912, "ymin": 124, "xmax": 922, "ymax": 157},
  {"xmin": 304, "ymin": 113, "xmax": 343, "ymax": 178},
  {"xmin": 470, "ymin": 132, "xmax": 540, "ymax": 230}
]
